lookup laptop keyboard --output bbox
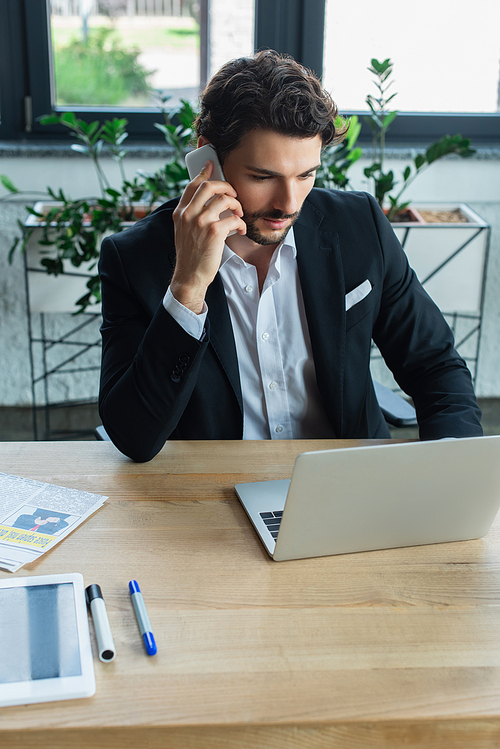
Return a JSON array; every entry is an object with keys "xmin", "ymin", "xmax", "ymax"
[{"xmin": 259, "ymin": 511, "xmax": 283, "ymax": 540}]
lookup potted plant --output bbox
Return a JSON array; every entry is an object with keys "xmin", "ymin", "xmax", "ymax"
[
  {"xmin": 1, "ymin": 98, "xmax": 195, "ymax": 314},
  {"xmin": 366, "ymin": 61, "xmax": 488, "ymax": 374},
  {"xmin": 361, "ymin": 58, "xmax": 476, "ymax": 220},
  {"xmin": 315, "ymin": 58, "xmax": 489, "ymax": 386},
  {"xmin": 2, "ymin": 95, "xmax": 364, "ymax": 315},
  {"xmin": 1, "ymin": 57, "xmax": 488, "ymax": 332}
]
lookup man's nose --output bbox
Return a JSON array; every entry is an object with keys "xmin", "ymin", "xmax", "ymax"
[{"xmin": 273, "ymin": 182, "xmax": 297, "ymax": 215}]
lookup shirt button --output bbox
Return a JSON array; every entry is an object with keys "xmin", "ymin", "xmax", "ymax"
[
  {"xmin": 269, "ymin": 381, "xmax": 277, "ymax": 390},
  {"xmin": 262, "ymin": 332, "xmax": 270, "ymax": 340},
  {"xmin": 275, "ymin": 425, "xmax": 284, "ymax": 433},
  {"xmin": 244, "ymin": 285, "xmax": 253, "ymax": 293}
]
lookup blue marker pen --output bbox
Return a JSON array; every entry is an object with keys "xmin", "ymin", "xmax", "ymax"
[{"xmin": 129, "ymin": 580, "xmax": 157, "ymax": 656}]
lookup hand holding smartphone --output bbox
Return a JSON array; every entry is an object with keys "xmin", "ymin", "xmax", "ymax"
[
  {"xmin": 185, "ymin": 144, "xmax": 237, "ymax": 236},
  {"xmin": 171, "ymin": 143, "xmax": 244, "ymax": 312}
]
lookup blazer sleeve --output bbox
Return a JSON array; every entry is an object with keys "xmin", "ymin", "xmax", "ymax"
[
  {"xmin": 98, "ymin": 233, "xmax": 211, "ymax": 462},
  {"xmin": 367, "ymin": 194, "xmax": 482, "ymax": 439}
]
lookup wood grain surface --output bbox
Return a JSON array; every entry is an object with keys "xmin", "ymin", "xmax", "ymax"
[{"xmin": 1, "ymin": 440, "xmax": 500, "ymax": 749}]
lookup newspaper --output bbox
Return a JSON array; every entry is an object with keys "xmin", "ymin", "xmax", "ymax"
[{"xmin": 0, "ymin": 472, "xmax": 107, "ymax": 573}]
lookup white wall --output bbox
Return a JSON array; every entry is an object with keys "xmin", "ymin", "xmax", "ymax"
[{"xmin": 0, "ymin": 149, "xmax": 499, "ymax": 406}]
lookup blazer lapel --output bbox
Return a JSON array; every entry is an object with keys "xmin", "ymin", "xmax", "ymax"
[
  {"xmin": 205, "ymin": 273, "xmax": 243, "ymax": 411},
  {"xmin": 294, "ymin": 200, "xmax": 346, "ymax": 436}
]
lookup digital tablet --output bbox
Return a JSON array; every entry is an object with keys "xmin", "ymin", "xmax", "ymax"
[{"xmin": 0, "ymin": 572, "xmax": 95, "ymax": 707}]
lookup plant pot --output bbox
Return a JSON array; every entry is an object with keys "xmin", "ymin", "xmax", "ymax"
[
  {"xmin": 384, "ymin": 206, "xmax": 425, "ymax": 224},
  {"xmin": 389, "ymin": 203, "xmax": 489, "ymax": 315},
  {"xmin": 375, "ymin": 202, "xmax": 490, "ymax": 386}
]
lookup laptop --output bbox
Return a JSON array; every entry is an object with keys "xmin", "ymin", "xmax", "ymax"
[{"xmin": 234, "ymin": 435, "xmax": 500, "ymax": 561}]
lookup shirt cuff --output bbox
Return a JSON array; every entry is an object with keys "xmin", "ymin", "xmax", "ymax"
[{"xmin": 163, "ymin": 287, "xmax": 208, "ymax": 341}]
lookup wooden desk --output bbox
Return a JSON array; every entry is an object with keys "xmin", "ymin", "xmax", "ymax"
[{"xmin": 1, "ymin": 439, "xmax": 500, "ymax": 749}]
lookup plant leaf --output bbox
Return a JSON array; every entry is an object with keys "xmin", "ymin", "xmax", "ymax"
[
  {"xmin": 60, "ymin": 111, "xmax": 78, "ymax": 128},
  {"xmin": 426, "ymin": 134, "xmax": 474, "ymax": 164},
  {"xmin": 347, "ymin": 147, "xmax": 363, "ymax": 163},
  {"xmin": 38, "ymin": 113, "xmax": 61, "ymax": 125},
  {"xmin": 383, "ymin": 110, "xmax": 398, "ymax": 128},
  {"xmin": 25, "ymin": 205, "xmax": 45, "ymax": 217},
  {"xmin": 0, "ymin": 175, "xmax": 19, "ymax": 193},
  {"xmin": 414, "ymin": 153, "xmax": 426, "ymax": 170},
  {"xmin": 7, "ymin": 236, "xmax": 21, "ymax": 263}
]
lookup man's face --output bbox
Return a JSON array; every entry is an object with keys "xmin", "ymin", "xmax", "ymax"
[
  {"xmin": 36, "ymin": 516, "xmax": 60, "ymax": 524},
  {"xmin": 222, "ymin": 130, "xmax": 322, "ymax": 246}
]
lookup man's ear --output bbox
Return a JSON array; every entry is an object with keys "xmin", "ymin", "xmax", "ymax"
[{"xmin": 197, "ymin": 136, "xmax": 209, "ymax": 147}]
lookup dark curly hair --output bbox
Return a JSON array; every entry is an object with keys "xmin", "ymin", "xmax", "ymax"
[{"xmin": 195, "ymin": 49, "xmax": 347, "ymax": 163}]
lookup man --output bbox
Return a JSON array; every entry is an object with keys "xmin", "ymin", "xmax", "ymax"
[
  {"xmin": 98, "ymin": 50, "xmax": 482, "ymax": 462},
  {"xmin": 13, "ymin": 509, "xmax": 70, "ymax": 535}
]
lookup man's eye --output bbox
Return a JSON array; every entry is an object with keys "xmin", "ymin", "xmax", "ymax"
[{"xmin": 251, "ymin": 175, "xmax": 272, "ymax": 181}]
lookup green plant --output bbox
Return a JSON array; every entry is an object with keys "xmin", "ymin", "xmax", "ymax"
[
  {"xmin": 135, "ymin": 95, "xmax": 196, "ymax": 197},
  {"xmin": 314, "ymin": 115, "xmax": 362, "ymax": 190},
  {"xmin": 1, "ymin": 99, "xmax": 194, "ymax": 313},
  {"xmin": 363, "ymin": 58, "xmax": 475, "ymax": 220},
  {"xmin": 163, "ymin": 25, "xmax": 200, "ymax": 47},
  {"xmin": 54, "ymin": 27, "xmax": 153, "ymax": 107},
  {"xmin": 2, "ymin": 56, "xmax": 475, "ymax": 317}
]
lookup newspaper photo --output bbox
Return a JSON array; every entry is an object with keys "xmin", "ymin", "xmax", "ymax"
[{"xmin": 0, "ymin": 472, "xmax": 107, "ymax": 572}]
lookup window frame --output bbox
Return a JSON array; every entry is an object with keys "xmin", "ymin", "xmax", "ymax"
[{"xmin": 1, "ymin": 0, "xmax": 499, "ymax": 144}]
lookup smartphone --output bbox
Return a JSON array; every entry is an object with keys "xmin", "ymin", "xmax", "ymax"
[
  {"xmin": 185, "ymin": 143, "xmax": 226, "ymax": 181},
  {"xmin": 185, "ymin": 144, "xmax": 236, "ymax": 235}
]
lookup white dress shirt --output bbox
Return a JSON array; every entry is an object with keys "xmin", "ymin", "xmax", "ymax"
[{"xmin": 164, "ymin": 228, "xmax": 335, "ymax": 439}]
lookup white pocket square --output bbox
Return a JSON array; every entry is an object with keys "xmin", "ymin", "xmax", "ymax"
[{"xmin": 345, "ymin": 279, "xmax": 372, "ymax": 311}]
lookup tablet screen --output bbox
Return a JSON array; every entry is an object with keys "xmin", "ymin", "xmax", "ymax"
[
  {"xmin": 0, "ymin": 583, "xmax": 81, "ymax": 684},
  {"xmin": 0, "ymin": 573, "xmax": 95, "ymax": 706}
]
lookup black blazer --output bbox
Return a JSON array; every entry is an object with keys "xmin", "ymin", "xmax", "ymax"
[{"xmin": 98, "ymin": 189, "xmax": 482, "ymax": 462}]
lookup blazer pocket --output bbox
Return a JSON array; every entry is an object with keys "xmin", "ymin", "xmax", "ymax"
[
  {"xmin": 345, "ymin": 279, "xmax": 372, "ymax": 311},
  {"xmin": 345, "ymin": 285, "xmax": 377, "ymax": 331}
]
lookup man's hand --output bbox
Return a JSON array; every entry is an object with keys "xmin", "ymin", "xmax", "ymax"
[{"xmin": 171, "ymin": 161, "xmax": 246, "ymax": 314}]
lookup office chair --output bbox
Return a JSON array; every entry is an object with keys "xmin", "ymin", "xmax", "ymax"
[
  {"xmin": 95, "ymin": 425, "xmax": 111, "ymax": 441},
  {"xmin": 373, "ymin": 381, "xmax": 417, "ymax": 428}
]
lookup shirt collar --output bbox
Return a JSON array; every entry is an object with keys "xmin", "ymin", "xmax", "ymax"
[{"xmin": 220, "ymin": 226, "xmax": 297, "ymax": 270}]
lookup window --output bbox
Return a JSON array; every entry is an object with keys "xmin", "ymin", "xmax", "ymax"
[
  {"xmin": 1, "ymin": 0, "xmax": 499, "ymax": 142},
  {"xmin": 46, "ymin": 0, "xmax": 255, "ymax": 111},
  {"xmin": 0, "ymin": 0, "xmax": 255, "ymax": 139},
  {"xmin": 323, "ymin": 0, "xmax": 500, "ymax": 143},
  {"xmin": 49, "ymin": 1, "xmax": 202, "ymax": 110}
]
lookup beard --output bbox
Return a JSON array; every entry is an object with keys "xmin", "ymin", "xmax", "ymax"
[{"xmin": 242, "ymin": 207, "xmax": 301, "ymax": 246}]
